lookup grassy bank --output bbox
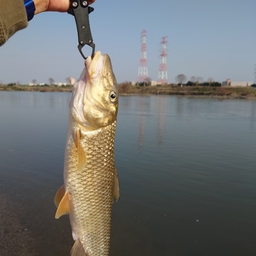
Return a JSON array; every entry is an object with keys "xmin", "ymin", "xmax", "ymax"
[{"xmin": 1, "ymin": 84, "xmax": 256, "ymax": 99}]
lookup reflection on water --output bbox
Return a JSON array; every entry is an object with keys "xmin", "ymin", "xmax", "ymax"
[
  {"xmin": 0, "ymin": 92, "xmax": 256, "ymax": 256},
  {"xmin": 137, "ymin": 97, "xmax": 146, "ymax": 149},
  {"xmin": 135, "ymin": 96, "xmax": 168, "ymax": 149},
  {"xmin": 157, "ymin": 96, "xmax": 167, "ymax": 145}
]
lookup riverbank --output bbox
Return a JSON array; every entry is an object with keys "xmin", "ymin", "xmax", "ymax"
[
  {"xmin": 0, "ymin": 85, "xmax": 71, "ymax": 93},
  {"xmin": 1, "ymin": 85, "xmax": 256, "ymax": 99},
  {"xmin": 118, "ymin": 84, "xmax": 256, "ymax": 99}
]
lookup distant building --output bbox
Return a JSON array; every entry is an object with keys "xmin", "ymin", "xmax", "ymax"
[
  {"xmin": 151, "ymin": 81, "xmax": 158, "ymax": 86},
  {"xmin": 28, "ymin": 82, "xmax": 69, "ymax": 87},
  {"xmin": 230, "ymin": 81, "xmax": 252, "ymax": 87},
  {"xmin": 222, "ymin": 79, "xmax": 252, "ymax": 87},
  {"xmin": 54, "ymin": 82, "xmax": 68, "ymax": 87}
]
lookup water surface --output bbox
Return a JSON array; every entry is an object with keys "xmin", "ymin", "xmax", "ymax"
[{"xmin": 0, "ymin": 92, "xmax": 256, "ymax": 255}]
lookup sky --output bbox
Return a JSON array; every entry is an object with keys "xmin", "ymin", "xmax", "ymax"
[{"xmin": 1, "ymin": 0, "xmax": 256, "ymax": 84}]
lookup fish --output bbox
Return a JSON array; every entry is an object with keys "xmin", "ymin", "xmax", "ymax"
[{"xmin": 54, "ymin": 51, "xmax": 120, "ymax": 256}]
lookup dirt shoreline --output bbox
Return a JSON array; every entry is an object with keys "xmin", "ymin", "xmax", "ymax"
[
  {"xmin": 0, "ymin": 170, "xmax": 73, "ymax": 256},
  {"xmin": 0, "ymin": 194, "xmax": 38, "ymax": 256}
]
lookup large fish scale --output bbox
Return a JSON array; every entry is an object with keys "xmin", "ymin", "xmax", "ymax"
[{"xmin": 66, "ymin": 121, "xmax": 117, "ymax": 256}]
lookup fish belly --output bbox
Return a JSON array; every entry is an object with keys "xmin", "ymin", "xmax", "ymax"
[{"xmin": 65, "ymin": 121, "xmax": 116, "ymax": 256}]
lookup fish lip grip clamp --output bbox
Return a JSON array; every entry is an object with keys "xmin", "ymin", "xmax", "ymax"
[{"xmin": 68, "ymin": 0, "xmax": 95, "ymax": 59}]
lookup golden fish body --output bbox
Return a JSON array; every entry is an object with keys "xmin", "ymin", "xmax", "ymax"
[{"xmin": 54, "ymin": 52, "xmax": 119, "ymax": 256}]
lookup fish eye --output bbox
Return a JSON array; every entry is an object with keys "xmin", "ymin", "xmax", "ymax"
[{"xmin": 109, "ymin": 91, "xmax": 117, "ymax": 102}]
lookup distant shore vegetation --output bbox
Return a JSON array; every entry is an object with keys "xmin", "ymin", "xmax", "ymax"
[
  {"xmin": 118, "ymin": 81, "xmax": 256, "ymax": 99},
  {"xmin": 1, "ymin": 81, "xmax": 256, "ymax": 99}
]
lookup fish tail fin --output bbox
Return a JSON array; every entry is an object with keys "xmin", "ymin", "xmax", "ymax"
[{"xmin": 71, "ymin": 239, "xmax": 88, "ymax": 256}]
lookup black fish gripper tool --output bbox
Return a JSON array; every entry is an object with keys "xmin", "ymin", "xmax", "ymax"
[{"xmin": 68, "ymin": 0, "xmax": 95, "ymax": 59}]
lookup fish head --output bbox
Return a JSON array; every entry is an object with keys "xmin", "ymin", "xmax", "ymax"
[{"xmin": 71, "ymin": 51, "xmax": 118, "ymax": 130}]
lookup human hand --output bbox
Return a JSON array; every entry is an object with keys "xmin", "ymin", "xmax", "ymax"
[{"xmin": 34, "ymin": 0, "xmax": 95, "ymax": 14}]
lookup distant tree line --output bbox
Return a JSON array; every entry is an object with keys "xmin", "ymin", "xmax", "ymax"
[
  {"xmin": 136, "ymin": 77, "xmax": 152, "ymax": 87},
  {"xmin": 7, "ymin": 83, "xmax": 16, "ymax": 87},
  {"xmin": 175, "ymin": 74, "xmax": 221, "ymax": 87},
  {"xmin": 186, "ymin": 81, "xmax": 221, "ymax": 87}
]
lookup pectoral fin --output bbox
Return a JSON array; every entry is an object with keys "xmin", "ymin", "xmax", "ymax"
[
  {"xmin": 113, "ymin": 168, "xmax": 120, "ymax": 202},
  {"xmin": 73, "ymin": 129, "xmax": 86, "ymax": 172},
  {"xmin": 55, "ymin": 191, "xmax": 70, "ymax": 219}
]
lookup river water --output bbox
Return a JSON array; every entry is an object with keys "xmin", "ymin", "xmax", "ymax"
[{"xmin": 0, "ymin": 92, "xmax": 256, "ymax": 256}]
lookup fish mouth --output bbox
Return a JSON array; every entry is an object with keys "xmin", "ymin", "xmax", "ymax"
[
  {"xmin": 85, "ymin": 51, "xmax": 103, "ymax": 80},
  {"xmin": 85, "ymin": 52, "xmax": 112, "ymax": 82}
]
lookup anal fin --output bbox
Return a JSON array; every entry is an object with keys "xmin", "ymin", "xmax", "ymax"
[
  {"xmin": 71, "ymin": 239, "xmax": 88, "ymax": 256},
  {"xmin": 55, "ymin": 191, "xmax": 70, "ymax": 219}
]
